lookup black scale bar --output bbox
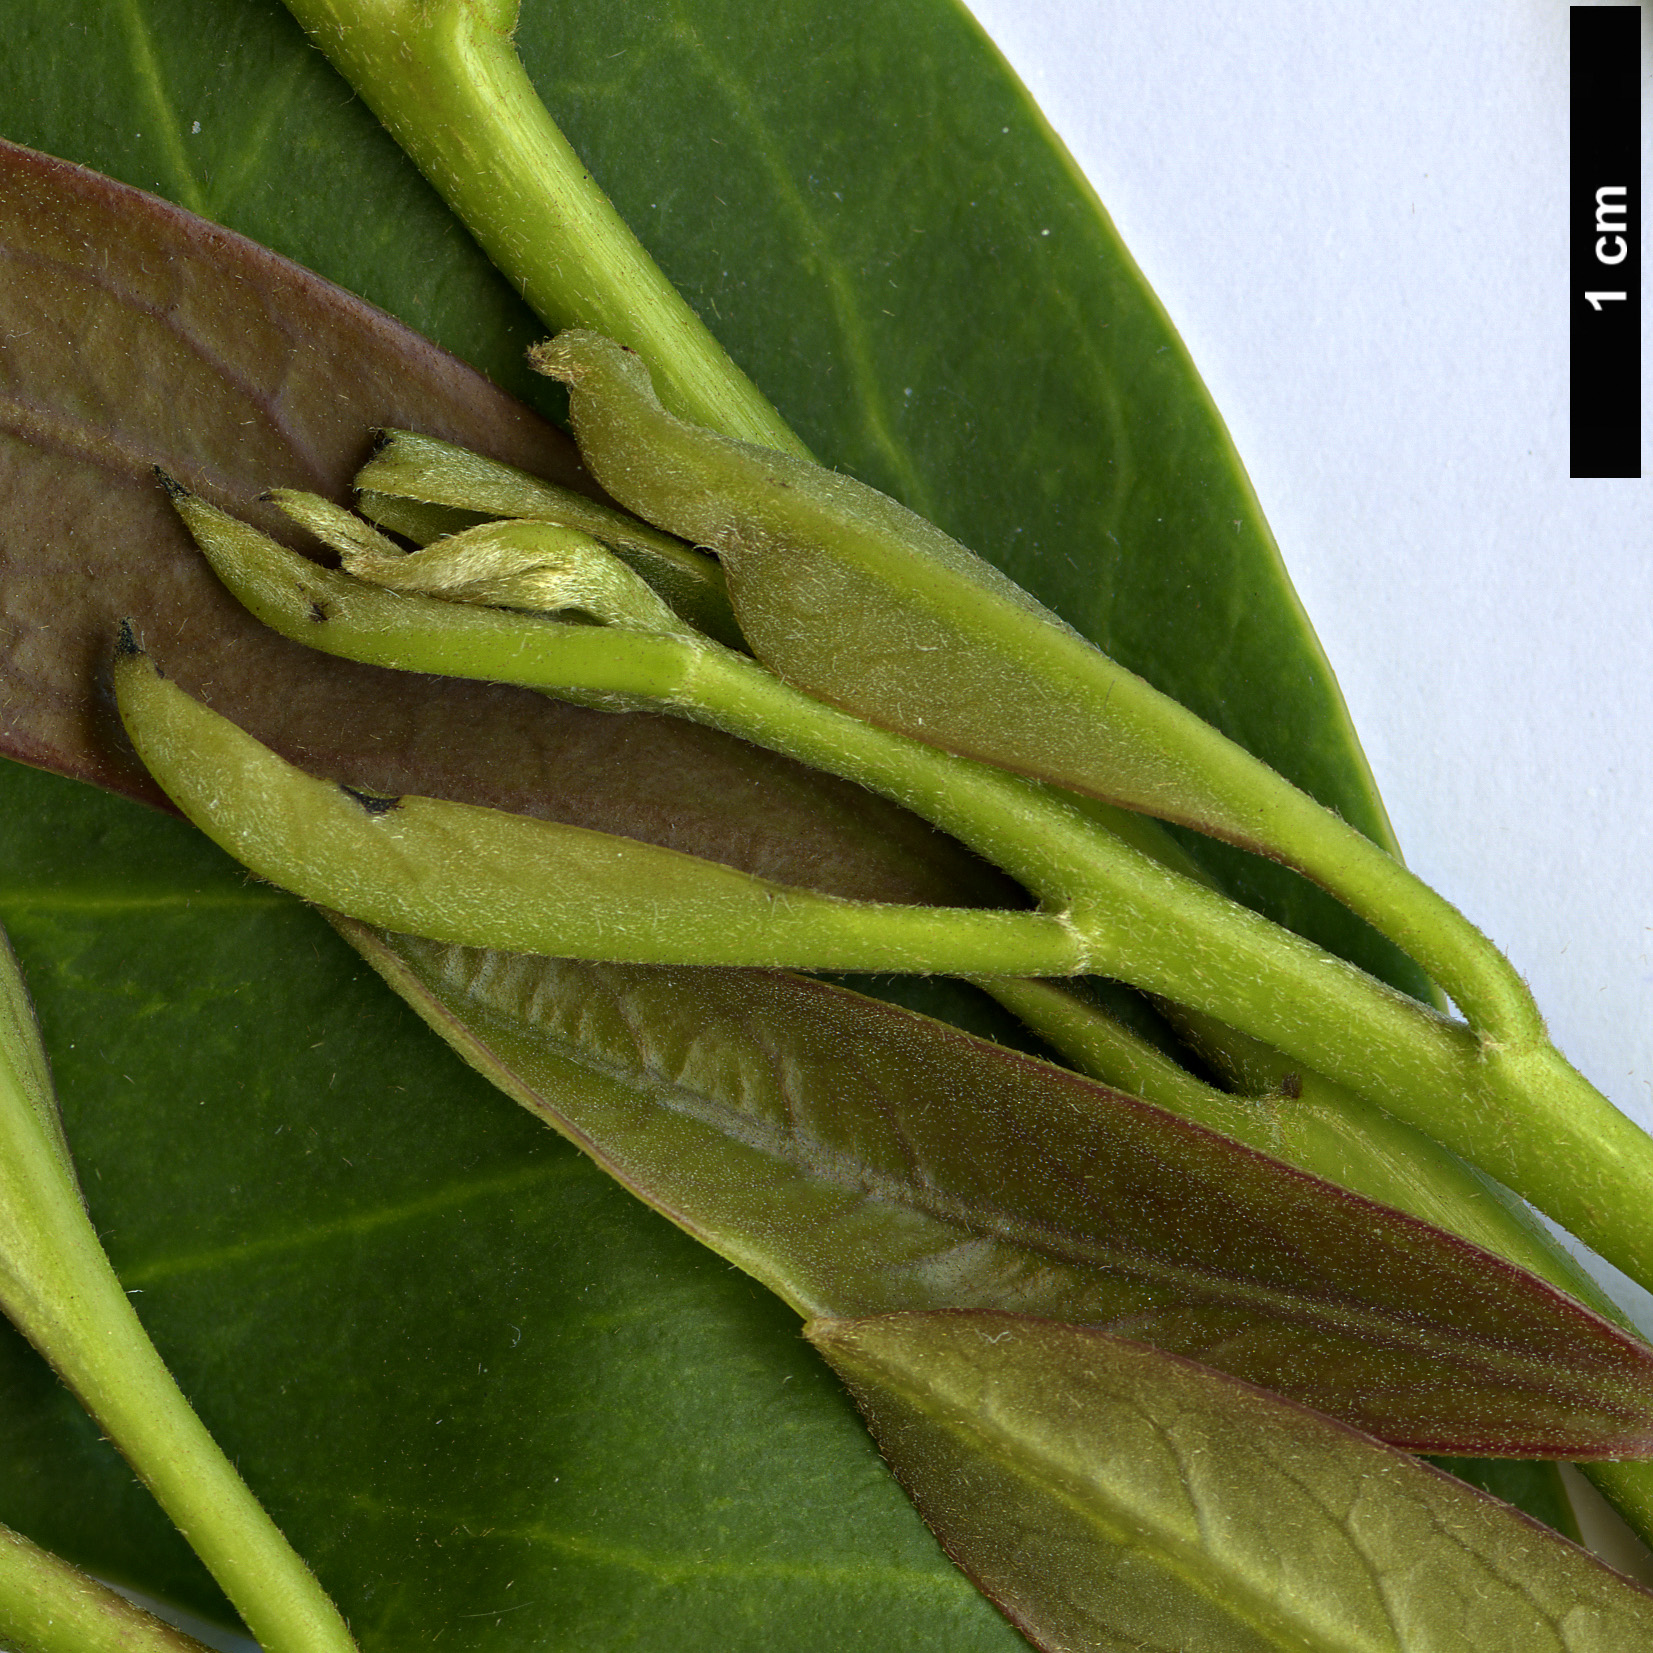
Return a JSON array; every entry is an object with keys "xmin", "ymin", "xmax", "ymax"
[{"xmin": 1571, "ymin": 6, "xmax": 1642, "ymax": 478}]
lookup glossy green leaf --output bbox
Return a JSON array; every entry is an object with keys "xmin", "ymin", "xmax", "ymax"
[
  {"xmin": 336, "ymin": 926, "xmax": 1653, "ymax": 1460},
  {"xmin": 0, "ymin": 762, "xmax": 1032, "ymax": 1652},
  {"xmin": 0, "ymin": 0, "xmax": 1559, "ymax": 1642},
  {"xmin": 810, "ymin": 1311, "xmax": 1653, "ymax": 1653}
]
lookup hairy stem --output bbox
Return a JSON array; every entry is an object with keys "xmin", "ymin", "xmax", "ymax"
[
  {"xmin": 279, "ymin": 0, "xmax": 803, "ymax": 454},
  {"xmin": 0, "ymin": 933, "xmax": 356, "ymax": 1653},
  {"xmin": 0, "ymin": 1522, "xmax": 212, "ymax": 1653}
]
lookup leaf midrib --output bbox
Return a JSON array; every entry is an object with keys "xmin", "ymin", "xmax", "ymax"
[
  {"xmin": 869, "ymin": 1349, "xmax": 1407, "ymax": 1653},
  {"xmin": 458, "ymin": 978, "xmax": 1611, "ymax": 1400}
]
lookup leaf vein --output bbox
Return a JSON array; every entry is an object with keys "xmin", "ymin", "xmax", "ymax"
[
  {"xmin": 113, "ymin": 0, "xmax": 208, "ymax": 216},
  {"xmin": 662, "ymin": 9, "xmax": 933, "ymax": 514},
  {"xmin": 206, "ymin": 53, "xmax": 311, "ymax": 218},
  {"xmin": 117, "ymin": 1161, "xmax": 572, "ymax": 1285}
]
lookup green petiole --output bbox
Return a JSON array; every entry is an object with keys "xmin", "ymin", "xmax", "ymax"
[
  {"xmin": 139, "ymin": 478, "xmax": 1653, "ymax": 1316},
  {"xmin": 0, "ymin": 926, "xmax": 357, "ymax": 1653},
  {"xmin": 276, "ymin": 0, "xmax": 804, "ymax": 456},
  {"xmin": 0, "ymin": 1520, "xmax": 213, "ymax": 1653}
]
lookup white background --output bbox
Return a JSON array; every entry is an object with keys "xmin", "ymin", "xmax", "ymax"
[
  {"xmin": 960, "ymin": 4, "xmax": 1653, "ymax": 1559},
  {"xmin": 966, "ymin": 7, "xmax": 1653, "ymax": 1149}
]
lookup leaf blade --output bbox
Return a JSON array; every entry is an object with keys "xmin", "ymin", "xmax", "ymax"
[
  {"xmin": 810, "ymin": 1310, "xmax": 1653, "ymax": 1653},
  {"xmin": 339, "ymin": 925, "xmax": 1653, "ymax": 1459}
]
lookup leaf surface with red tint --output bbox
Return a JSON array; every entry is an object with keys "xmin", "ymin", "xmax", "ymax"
[
  {"xmin": 811, "ymin": 1311, "xmax": 1653, "ymax": 1653},
  {"xmin": 342, "ymin": 927, "xmax": 1653, "ymax": 1459},
  {"xmin": 0, "ymin": 139, "xmax": 1010, "ymax": 910}
]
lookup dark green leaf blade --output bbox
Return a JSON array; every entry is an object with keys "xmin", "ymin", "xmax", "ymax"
[
  {"xmin": 0, "ymin": 761, "xmax": 1030, "ymax": 1653},
  {"xmin": 339, "ymin": 927, "xmax": 1653, "ymax": 1459},
  {"xmin": 810, "ymin": 1311, "xmax": 1653, "ymax": 1653}
]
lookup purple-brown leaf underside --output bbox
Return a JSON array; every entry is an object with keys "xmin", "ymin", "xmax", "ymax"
[
  {"xmin": 343, "ymin": 928, "xmax": 1653, "ymax": 1459},
  {"xmin": 0, "ymin": 140, "xmax": 1010, "ymax": 907}
]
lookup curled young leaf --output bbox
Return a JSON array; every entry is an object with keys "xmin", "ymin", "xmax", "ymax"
[
  {"xmin": 808, "ymin": 1311, "xmax": 1653, "ymax": 1653},
  {"xmin": 0, "ymin": 139, "xmax": 1013, "ymax": 910},
  {"xmin": 355, "ymin": 430, "xmax": 742, "ymax": 646},
  {"xmin": 339, "ymin": 520, "xmax": 692, "ymax": 635},
  {"xmin": 113, "ymin": 651, "xmax": 1077, "ymax": 975}
]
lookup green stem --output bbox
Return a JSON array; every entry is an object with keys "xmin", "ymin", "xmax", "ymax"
[
  {"xmin": 279, "ymin": 0, "xmax": 803, "ymax": 456},
  {"xmin": 252, "ymin": 0, "xmax": 1653, "ymax": 1557},
  {"xmin": 658, "ymin": 651, "xmax": 1653, "ymax": 1306},
  {"xmin": 17, "ymin": 1282, "xmax": 354, "ymax": 1653},
  {"xmin": 980, "ymin": 977, "xmax": 1234, "ymax": 1124},
  {"xmin": 0, "ymin": 1522, "xmax": 212, "ymax": 1653},
  {"xmin": 280, "ymin": 0, "xmax": 1539, "ymax": 1047},
  {"xmin": 684, "ymin": 653, "xmax": 1540, "ymax": 1218},
  {"xmin": 1149, "ymin": 717, "xmax": 1544, "ymax": 1042},
  {"xmin": 170, "ymin": 501, "xmax": 1653, "ymax": 1296},
  {"xmin": 0, "ymin": 934, "xmax": 355, "ymax": 1653}
]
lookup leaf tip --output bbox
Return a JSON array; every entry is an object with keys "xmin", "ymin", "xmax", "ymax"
[
  {"xmin": 528, "ymin": 329, "xmax": 640, "ymax": 388},
  {"xmin": 339, "ymin": 783, "xmax": 402, "ymax": 817},
  {"xmin": 112, "ymin": 619, "xmax": 165, "ymax": 688},
  {"xmin": 151, "ymin": 466, "xmax": 191, "ymax": 502},
  {"xmin": 802, "ymin": 1316, "xmax": 857, "ymax": 1359}
]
